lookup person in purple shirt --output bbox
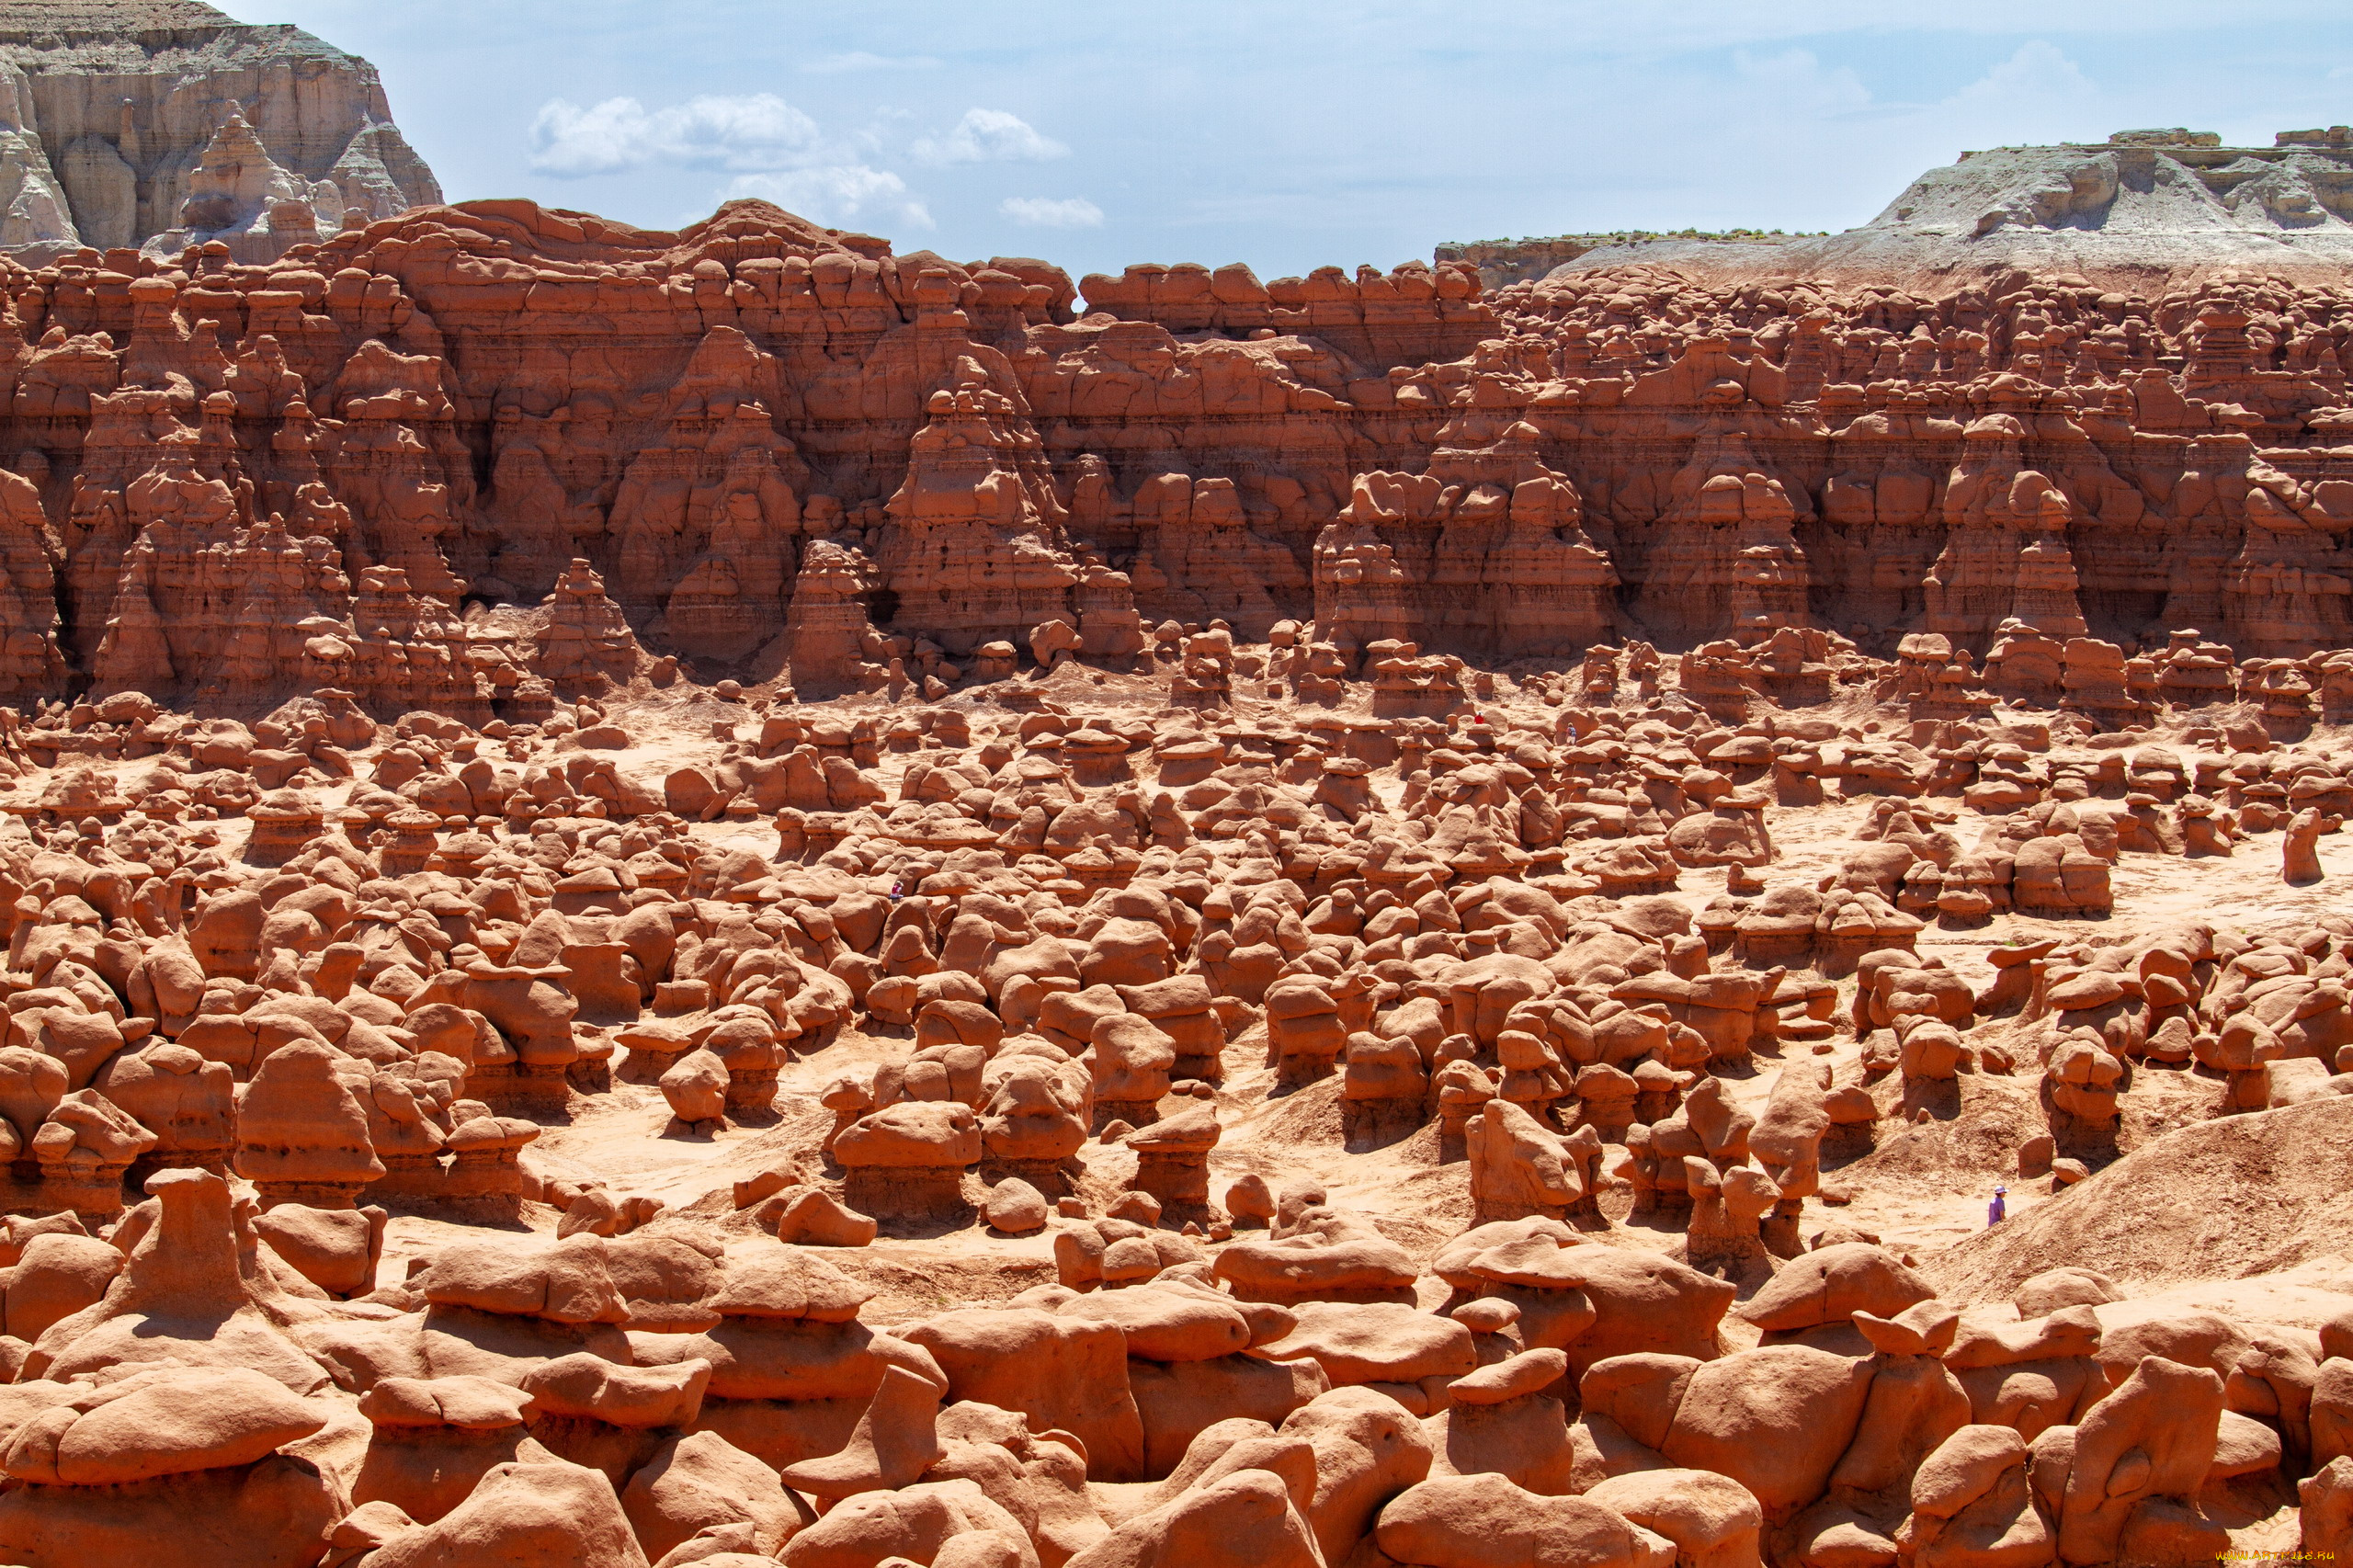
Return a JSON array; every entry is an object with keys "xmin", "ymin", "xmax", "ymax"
[{"xmin": 1987, "ymin": 1185, "xmax": 2007, "ymax": 1225}]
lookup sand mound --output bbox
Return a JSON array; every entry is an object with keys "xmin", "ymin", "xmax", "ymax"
[{"xmin": 1923, "ymin": 1094, "xmax": 2353, "ymax": 1304}]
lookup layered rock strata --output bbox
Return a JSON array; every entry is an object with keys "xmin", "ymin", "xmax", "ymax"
[
  {"xmin": 1, "ymin": 178, "xmax": 2352, "ymax": 714},
  {"xmin": 0, "ymin": 0, "xmax": 439, "ymax": 264}
]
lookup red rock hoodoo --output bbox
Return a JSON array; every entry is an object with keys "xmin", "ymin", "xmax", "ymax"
[{"xmin": 0, "ymin": 64, "xmax": 2347, "ymax": 1568}]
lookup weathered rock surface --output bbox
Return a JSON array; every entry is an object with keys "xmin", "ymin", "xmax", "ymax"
[
  {"xmin": 0, "ymin": 21, "xmax": 2338, "ymax": 1565},
  {"xmin": 0, "ymin": 0, "xmax": 439, "ymax": 265}
]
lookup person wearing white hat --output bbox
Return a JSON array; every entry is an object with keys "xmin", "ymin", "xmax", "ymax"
[{"xmin": 1987, "ymin": 1185, "xmax": 2008, "ymax": 1226}]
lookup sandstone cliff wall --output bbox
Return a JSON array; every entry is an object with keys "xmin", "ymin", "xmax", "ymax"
[{"xmin": 1, "ymin": 193, "xmax": 2350, "ymax": 716}]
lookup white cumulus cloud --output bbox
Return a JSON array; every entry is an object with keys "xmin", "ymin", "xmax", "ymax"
[
  {"xmin": 727, "ymin": 167, "xmax": 933, "ymax": 230},
  {"xmin": 999, "ymin": 196, "xmax": 1104, "ymax": 229},
  {"xmin": 528, "ymin": 93, "xmax": 824, "ymax": 175},
  {"xmin": 912, "ymin": 108, "xmax": 1068, "ymax": 165},
  {"xmin": 1950, "ymin": 39, "xmax": 2097, "ymax": 107},
  {"xmin": 801, "ymin": 51, "xmax": 940, "ymax": 74}
]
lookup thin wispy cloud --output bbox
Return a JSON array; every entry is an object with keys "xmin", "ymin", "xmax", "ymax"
[{"xmin": 1000, "ymin": 196, "xmax": 1103, "ymax": 228}]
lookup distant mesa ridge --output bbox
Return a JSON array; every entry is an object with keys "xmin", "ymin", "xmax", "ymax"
[{"xmin": 1439, "ymin": 129, "xmax": 2353, "ymax": 290}]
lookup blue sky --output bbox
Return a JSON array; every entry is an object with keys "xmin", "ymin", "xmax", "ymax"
[{"xmin": 227, "ymin": 1, "xmax": 2353, "ymax": 278}]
